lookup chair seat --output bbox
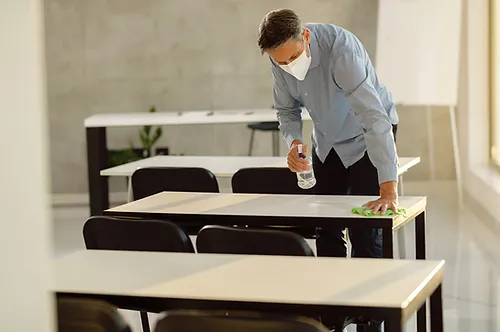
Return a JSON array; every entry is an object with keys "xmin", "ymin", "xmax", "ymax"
[{"xmin": 247, "ymin": 121, "xmax": 280, "ymax": 131}]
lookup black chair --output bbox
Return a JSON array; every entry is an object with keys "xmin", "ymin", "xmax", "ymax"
[
  {"xmin": 232, "ymin": 167, "xmax": 314, "ymax": 195},
  {"xmin": 131, "ymin": 167, "xmax": 219, "ymax": 234},
  {"xmin": 196, "ymin": 225, "xmax": 315, "ymax": 257},
  {"xmin": 83, "ymin": 216, "xmax": 195, "ymax": 332},
  {"xmin": 231, "ymin": 167, "xmax": 316, "ymax": 238},
  {"xmin": 154, "ymin": 310, "xmax": 330, "ymax": 332},
  {"xmin": 196, "ymin": 225, "xmax": 373, "ymax": 331},
  {"xmin": 131, "ymin": 167, "xmax": 219, "ymax": 200},
  {"xmin": 83, "ymin": 216, "xmax": 194, "ymax": 253},
  {"xmin": 247, "ymin": 121, "xmax": 281, "ymax": 156},
  {"xmin": 57, "ymin": 297, "xmax": 132, "ymax": 332}
]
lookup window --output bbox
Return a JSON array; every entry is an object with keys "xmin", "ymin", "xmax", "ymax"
[{"xmin": 491, "ymin": 0, "xmax": 500, "ymax": 166}]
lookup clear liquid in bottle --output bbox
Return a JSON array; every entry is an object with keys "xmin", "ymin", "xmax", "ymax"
[{"xmin": 296, "ymin": 144, "xmax": 317, "ymax": 189}]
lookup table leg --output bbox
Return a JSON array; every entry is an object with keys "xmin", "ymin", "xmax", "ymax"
[
  {"xmin": 415, "ymin": 211, "xmax": 427, "ymax": 260},
  {"xmin": 430, "ymin": 284, "xmax": 444, "ymax": 332},
  {"xmin": 384, "ymin": 315, "xmax": 404, "ymax": 332},
  {"xmin": 448, "ymin": 105, "xmax": 463, "ymax": 209},
  {"xmin": 86, "ymin": 127, "xmax": 109, "ymax": 215},
  {"xmin": 398, "ymin": 175, "xmax": 405, "ymax": 196},
  {"xmin": 272, "ymin": 131, "xmax": 280, "ymax": 156},
  {"xmin": 382, "ymin": 228, "xmax": 394, "ymax": 258},
  {"xmin": 415, "ymin": 211, "xmax": 427, "ymax": 332},
  {"xmin": 397, "ymin": 175, "xmax": 407, "ymax": 259},
  {"xmin": 127, "ymin": 176, "xmax": 133, "ymax": 202}
]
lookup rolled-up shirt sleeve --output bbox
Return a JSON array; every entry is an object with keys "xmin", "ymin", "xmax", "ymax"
[
  {"xmin": 333, "ymin": 52, "xmax": 398, "ymax": 184},
  {"xmin": 271, "ymin": 61, "xmax": 303, "ymax": 148}
]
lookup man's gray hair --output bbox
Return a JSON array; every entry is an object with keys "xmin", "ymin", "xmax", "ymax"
[{"xmin": 258, "ymin": 9, "xmax": 303, "ymax": 54}]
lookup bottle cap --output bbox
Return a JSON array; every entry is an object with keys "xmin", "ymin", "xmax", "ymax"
[{"xmin": 297, "ymin": 144, "xmax": 306, "ymax": 159}]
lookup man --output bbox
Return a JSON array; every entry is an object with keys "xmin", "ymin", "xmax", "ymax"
[{"xmin": 258, "ymin": 9, "xmax": 400, "ymax": 260}]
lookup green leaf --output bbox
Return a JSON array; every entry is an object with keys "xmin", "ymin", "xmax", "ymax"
[
  {"xmin": 142, "ymin": 125, "xmax": 152, "ymax": 137},
  {"xmin": 108, "ymin": 148, "xmax": 141, "ymax": 167},
  {"xmin": 153, "ymin": 127, "xmax": 162, "ymax": 139},
  {"xmin": 151, "ymin": 135, "xmax": 160, "ymax": 147},
  {"xmin": 140, "ymin": 131, "xmax": 149, "ymax": 148}
]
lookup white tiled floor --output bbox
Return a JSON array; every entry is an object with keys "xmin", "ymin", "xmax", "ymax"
[{"xmin": 52, "ymin": 181, "xmax": 500, "ymax": 331}]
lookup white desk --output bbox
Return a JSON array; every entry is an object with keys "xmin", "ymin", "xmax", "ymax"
[
  {"xmin": 101, "ymin": 156, "xmax": 286, "ymax": 178},
  {"xmin": 85, "ymin": 108, "xmax": 311, "ymax": 128},
  {"xmin": 55, "ymin": 250, "xmax": 444, "ymax": 332},
  {"xmin": 86, "ymin": 109, "xmax": 311, "ymax": 216},
  {"xmin": 105, "ymin": 192, "xmax": 427, "ymax": 260},
  {"xmin": 100, "ymin": 155, "xmax": 420, "ymax": 179}
]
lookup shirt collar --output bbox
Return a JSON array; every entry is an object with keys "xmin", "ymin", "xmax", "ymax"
[{"xmin": 309, "ymin": 30, "xmax": 320, "ymax": 69}]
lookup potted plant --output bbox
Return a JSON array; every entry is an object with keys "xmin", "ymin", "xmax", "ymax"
[{"xmin": 108, "ymin": 106, "xmax": 170, "ymax": 167}]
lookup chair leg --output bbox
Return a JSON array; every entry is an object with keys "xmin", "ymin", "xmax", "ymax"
[
  {"xmin": 140, "ymin": 311, "xmax": 151, "ymax": 332},
  {"xmin": 248, "ymin": 129, "xmax": 255, "ymax": 156}
]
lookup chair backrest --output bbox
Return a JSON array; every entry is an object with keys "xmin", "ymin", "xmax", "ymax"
[
  {"xmin": 232, "ymin": 167, "xmax": 314, "ymax": 195},
  {"xmin": 57, "ymin": 298, "xmax": 132, "ymax": 332},
  {"xmin": 154, "ymin": 310, "xmax": 329, "ymax": 332},
  {"xmin": 131, "ymin": 167, "xmax": 219, "ymax": 200},
  {"xmin": 83, "ymin": 216, "xmax": 194, "ymax": 253},
  {"xmin": 196, "ymin": 225, "xmax": 315, "ymax": 257}
]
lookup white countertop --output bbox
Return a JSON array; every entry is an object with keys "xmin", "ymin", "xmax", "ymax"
[
  {"xmin": 106, "ymin": 192, "xmax": 426, "ymax": 226},
  {"xmin": 84, "ymin": 109, "xmax": 311, "ymax": 128},
  {"xmin": 100, "ymin": 156, "xmax": 421, "ymax": 178},
  {"xmin": 55, "ymin": 250, "xmax": 444, "ymax": 313}
]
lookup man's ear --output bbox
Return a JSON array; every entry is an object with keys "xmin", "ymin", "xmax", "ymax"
[{"xmin": 303, "ymin": 28, "xmax": 311, "ymax": 44}]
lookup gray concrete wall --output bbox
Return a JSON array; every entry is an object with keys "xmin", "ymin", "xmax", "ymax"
[{"xmin": 44, "ymin": 0, "xmax": 454, "ymax": 194}]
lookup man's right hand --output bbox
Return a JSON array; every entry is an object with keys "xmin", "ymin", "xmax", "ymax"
[{"xmin": 287, "ymin": 139, "xmax": 310, "ymax": 173}]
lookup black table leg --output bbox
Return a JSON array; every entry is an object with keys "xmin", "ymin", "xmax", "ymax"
[
  {"xmin": 415, "ymin": 211, "xmax": 427, "ymax": 260},
  {"xmin": 415, "ymin": 211, "xmax": 427, "ymax": 332},
  {"xmin": 384, "ymin": 314, "xmax": 404, "ymax": 332},
  {"xmin": 430, "ymin": 284, "xmax": 444, "ymax": 332},
  {"xmin": 86, "ymin": 127, "xmax": 109, "ymax": 216},
  {"xmin": 382, "ymin": 228, "xmax": 394, "ymax": 258}
]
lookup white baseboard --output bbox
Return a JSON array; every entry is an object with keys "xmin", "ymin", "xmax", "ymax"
[{"xmin": 51, "ymin": 192, "xmax": 128, "ymax": 206}]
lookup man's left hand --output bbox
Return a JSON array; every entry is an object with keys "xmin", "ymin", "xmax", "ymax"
[{"xmin": 363, "ymin": 181, "xmax": 399, "ymax": 215}]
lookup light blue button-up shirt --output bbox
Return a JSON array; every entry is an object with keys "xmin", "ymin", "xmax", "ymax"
[{"xmin": 271, "ymin": 23, "xmax": 399, "ymax": 184}]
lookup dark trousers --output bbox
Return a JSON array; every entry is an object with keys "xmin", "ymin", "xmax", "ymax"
[
  {"xmin": 312, "ymin": 124, "xmax": 397, "ymax": 259},
  {"xmin": 313, "ymin": 148, "xmax": 383, "ymax": 258},
  {"xmin": 314, "ymin": 125, "xmax": 397, "ymax": 331}
]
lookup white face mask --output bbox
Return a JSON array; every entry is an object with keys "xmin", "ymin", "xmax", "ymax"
[{"xmin": 279, "ymin": 45, "xmax": 311, "ymax": 81}]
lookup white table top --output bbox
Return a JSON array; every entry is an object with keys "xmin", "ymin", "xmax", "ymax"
[
  {"xmin": 84, "ymin": 109, "xmax": 311, "ymax": 128},
  {"xmin": 106, "ymin": 192, "xmax": 426, "ymax": 227},
  {"xmin": 100, "ymin": 156, "xmax": 421, "ymax": 178},
  {"xmin": 54, "ymin": 250, "xmax": 444, "ymax": 316},
  {"xmin": 101, "ymin": 156, "xmax": 286, "ymax": 177}
]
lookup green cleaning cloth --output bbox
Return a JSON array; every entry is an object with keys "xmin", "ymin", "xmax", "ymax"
[{"xmin": 351, "ymin": 207, "xmax": 407, "ymax": 217}]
